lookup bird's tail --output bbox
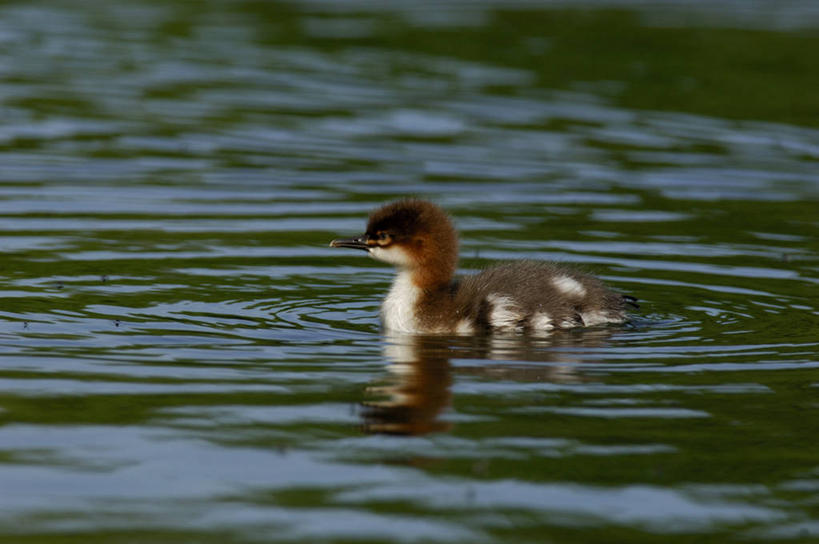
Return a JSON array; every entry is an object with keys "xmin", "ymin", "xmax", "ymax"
[{"xmin": 622, "ymin": 295, "xmax": 640, "ymax": 310}]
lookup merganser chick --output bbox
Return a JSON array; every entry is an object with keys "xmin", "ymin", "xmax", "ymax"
[{"xmin": 330, "ymin": 199, "xmax": 637, "ymax": 335}]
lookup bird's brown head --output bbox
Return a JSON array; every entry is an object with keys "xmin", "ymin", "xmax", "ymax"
[{"xmin": 330, "ymin": 199, "xmax": 458, "ymax": 287}]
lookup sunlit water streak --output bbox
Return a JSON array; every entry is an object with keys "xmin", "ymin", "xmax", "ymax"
[{"xmin": 0, "ymin": 0, "xmax": 818, "ymax": 542}]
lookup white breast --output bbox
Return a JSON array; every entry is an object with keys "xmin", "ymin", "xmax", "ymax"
[{"xmin": 381, "ymin": 271, "xmax": 421, "ymax": 333}]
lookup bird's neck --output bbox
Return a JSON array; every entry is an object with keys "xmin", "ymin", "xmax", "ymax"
[{"xmin": 408, "ymin": 258, "xmax": 456, "ymax": 291}]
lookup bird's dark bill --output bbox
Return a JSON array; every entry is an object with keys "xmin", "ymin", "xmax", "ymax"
[{"xmin": 329, "ymin": 236, "xmax": 370, "ymax": 251}]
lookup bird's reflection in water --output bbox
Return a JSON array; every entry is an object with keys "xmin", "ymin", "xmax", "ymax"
[
  {"xmin": 361, "ymin": 337, "xmax": 453, "ymax": 435},
  {"xmin": 361, "ymin": 329, "xmax": 618, "ymax": 436}
]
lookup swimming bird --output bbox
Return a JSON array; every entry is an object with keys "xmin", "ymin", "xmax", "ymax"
[{"xmin": 330, "ymin": 199, "xmax": 637, "ymax": 334}]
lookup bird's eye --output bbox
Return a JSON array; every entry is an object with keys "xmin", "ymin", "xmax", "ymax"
[{"xmin": 378, "ymin": 232, "xmax": 389, "ymax": 241}]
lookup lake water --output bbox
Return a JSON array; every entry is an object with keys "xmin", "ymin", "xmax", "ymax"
[{"xmin": 1, "ymin": 1, "xmax": 818, "ymax": 542}]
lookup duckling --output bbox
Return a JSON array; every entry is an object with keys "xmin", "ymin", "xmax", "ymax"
[{"xmin": 330, "ymin": 199, "xmax": 637, "ymax": 334}]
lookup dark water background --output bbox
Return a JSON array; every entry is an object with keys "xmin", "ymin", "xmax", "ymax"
[{"xmin": 1, "ymin": 1, "xmax": 818, "ymax": 542}]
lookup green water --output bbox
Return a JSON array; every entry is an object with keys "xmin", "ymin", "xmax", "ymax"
[{"xmin": 1, "ymin": 1, "xmax": 818, "ymax": 542}]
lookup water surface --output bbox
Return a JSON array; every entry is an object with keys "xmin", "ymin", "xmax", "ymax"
[{"xmin": 1, "ymin": 1, "xmax": 818, "ymax": 542}]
